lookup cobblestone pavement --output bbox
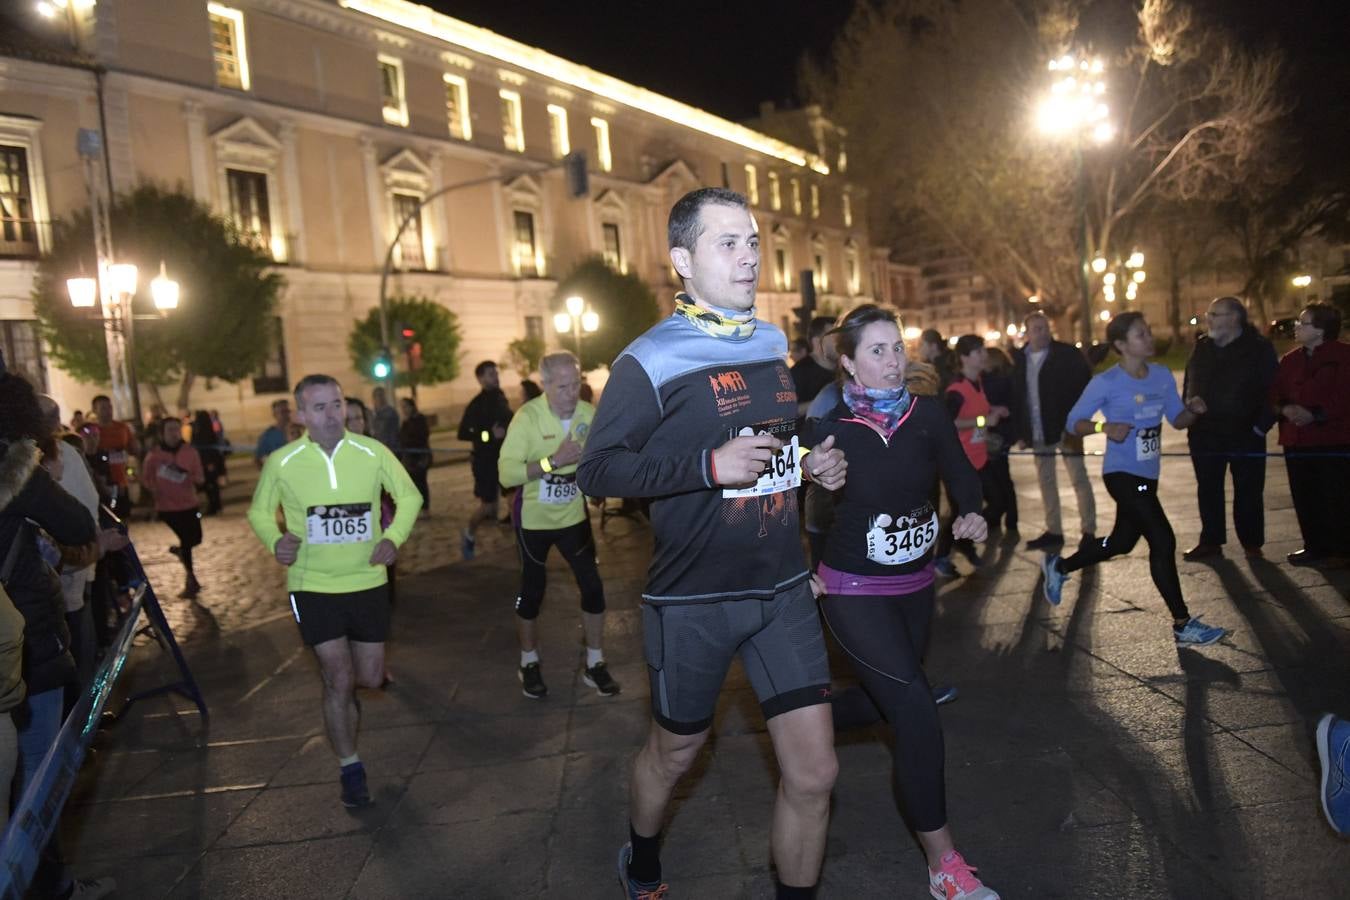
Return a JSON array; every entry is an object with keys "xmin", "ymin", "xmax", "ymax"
[{"xmin": 58, "ymin": 436, "xmax": 1350, "ymax": 898}]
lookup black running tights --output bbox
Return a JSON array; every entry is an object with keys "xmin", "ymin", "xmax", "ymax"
[
  {"xmin": 1058, "ymin": 472, "xmax": 1190, "ymax": 621},
  {"xmin": 820, "ymin": 585, "xmax": 946, "ymax": 833}
]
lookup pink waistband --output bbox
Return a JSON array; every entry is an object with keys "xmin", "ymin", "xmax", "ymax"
[{"xmin": 817, "ymin": 561, "xmax": 935, "ymax": 596}]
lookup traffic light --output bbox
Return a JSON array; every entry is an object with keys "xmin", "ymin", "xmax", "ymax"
[
  {"xmin": 563, "ymin": 151, "xmax": 589, "ymax": 198},
  {"xmin": 371, "ymin": 347, "xmax": 392, "ymax": 379}
]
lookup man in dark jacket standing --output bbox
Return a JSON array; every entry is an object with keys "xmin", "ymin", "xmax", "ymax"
[
  {"xmin": 1182, "ymin": 296, "xmax": 1279, "ymax": 560},
  {"xmin": 1013, "ymin": 312, "xmax": 1096, "ymax": 550},
  {"xmin": 458, "ymin": 360, "xmax": 513, "ymax": 560}
]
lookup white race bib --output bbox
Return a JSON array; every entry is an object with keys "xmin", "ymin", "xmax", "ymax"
[
  {"xmin": 157, "ymin": 463, "xmax": 188, "ymax": 484},
  {"xmin": 539, "ymin": 473, "xmax": 579, "ymax": 505},
  {"xmin": 1135, "ymin": 425, "xmax": 1161, "ymax": 462},
  {"xmin": 305, "ymin": 503, "xmax": 373, "ymax": 544},
  {"xmin": 971, "ymin": 426, "xmax": 986, "ymax": 445},
  {"xmin": 723, "ymin": 422, "xmax": 801, "ymax": 499},
  {"xmin": 865, "ymin": 511, "xmax": 938, "ymax": 566}
]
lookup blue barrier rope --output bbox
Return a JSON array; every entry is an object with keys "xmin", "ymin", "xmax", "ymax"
[{"xmin": 0, "ymin": 585, "xmax": 146, "ymax": 899}]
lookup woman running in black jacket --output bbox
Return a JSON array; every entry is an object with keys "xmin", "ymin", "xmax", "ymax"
[{"xmin": 810, "ymin": 304, "xmax": 999, "ymax": 900}]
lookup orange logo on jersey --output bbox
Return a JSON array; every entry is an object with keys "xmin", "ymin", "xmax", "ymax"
[{"xmin": 709, "ymin": 370, "xmax": 751, "ymax": 415}]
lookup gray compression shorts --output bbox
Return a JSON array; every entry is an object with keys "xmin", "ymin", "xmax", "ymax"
[{"xmin": 641, "ymin": 579, "xmax": 831, "ymax": 735}]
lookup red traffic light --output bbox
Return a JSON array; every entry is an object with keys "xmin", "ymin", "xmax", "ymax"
[{"xmin": 400, "ymin": 327, "xmax": 416, "ymax": 339}]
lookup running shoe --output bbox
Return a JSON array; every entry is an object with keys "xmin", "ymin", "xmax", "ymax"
[
  {"xmin": 1173, "ymin": 616, "xmax": 1226, "ymax": 646},
  {"xmin": 339, "ymin": 762, "xmax": 371, "ymax": 808},
  {"xmin": 933, "ymin": 556, "xmax": 957, "ymax": 578},
  {"xmin": 1040, "ymin": 553, "xmax": 1067, "ymax": 606},
  {"xmin": 1315, "ymin": 713, "xmax": 1350, "ymax": 835},
  {"xmin": 460, "ymin": 530, "xmax": 476, "ymax": 561},
  {"xmin": 584, "ymin": 661, "xmax": 621, "ymax": 697},
  {"xmin": 932, "ymin": 683, "xmax": 959, "ymax": 706},
  {"xmin": 519, "ymin": 662, "xmax": 548, "ymax": 699},
  {"xmin": 617, "ymin": 843, "xmax": 668, "ymax": 899},
  {"xmin": 1025, "ymin": 531, "xmax": 1063, "ymax": 551},
  {"xmin": 929, "ymin": 850, "xmax": 999, "ymax": 899}
]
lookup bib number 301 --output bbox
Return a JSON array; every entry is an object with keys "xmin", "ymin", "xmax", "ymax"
[
  {"xmin": 306, "ymin": 503, "xmax": 373, "ymax": 544},
  {"xmin": 1135, "ymin": 425, "xmax": 1161, "ymax": 462}
]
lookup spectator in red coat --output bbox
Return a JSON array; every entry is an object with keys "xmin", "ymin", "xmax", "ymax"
[{"xmin": 1271, "ymin": 302, "xmax": 1350, "ymax": 566}]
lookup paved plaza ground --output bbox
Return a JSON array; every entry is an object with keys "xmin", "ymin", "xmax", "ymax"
[{"xmin": 54, "ymin": 433, "xmax": 1350, "ymax": 898}]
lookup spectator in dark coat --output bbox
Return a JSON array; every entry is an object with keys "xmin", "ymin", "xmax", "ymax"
[
  {"xmin": 1181, "ymin": 297, "xmax": 1278, "ymax": 560},
  {"xmin": 982, "ymin": 346, "xmax": 1019, "ymax": 532},
  {"xmin": 399, "ymin": 397, "xmax": 431, "ymax": 514},
  {"xmin": 1271, "ymin": 302, "xmax": 1350, "ymax": 566},
  {"xmin": 1012, "ymin": 312, "xmax": 1096, "ymax": 550},
  {"xmin": 191, "ymin": 410, "xmax": 227, "ymax": 515}
]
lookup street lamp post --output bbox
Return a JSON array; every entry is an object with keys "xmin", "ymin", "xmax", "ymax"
[
  {"xmin": 1036, "ymin": 54, "xmax": 1114, "ymax": 346},
  {"xmin": 554, "ymin": 294, "xmax": 599, "ymax": 361}
]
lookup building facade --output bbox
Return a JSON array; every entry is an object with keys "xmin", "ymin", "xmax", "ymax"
[{"xmin": 0, "ymin": 0, "xmax": 876, "ymax": 434}]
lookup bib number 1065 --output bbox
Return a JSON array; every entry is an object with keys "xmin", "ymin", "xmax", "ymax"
[{"xmin": 306, "ymin": 503, "xmax": 373, "ymax": 544}]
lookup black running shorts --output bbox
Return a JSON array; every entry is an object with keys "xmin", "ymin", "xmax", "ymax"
[
  {"xmin": 471, "ymin": 454, "xmax": 501, "ymax": 503},
  {"xmin": 289, "ymin": 584, "xmax": 390, "ymax": 646},
  {"xmin": 642, "ymin": 580, "xmax": 831, "ymax": 735}
]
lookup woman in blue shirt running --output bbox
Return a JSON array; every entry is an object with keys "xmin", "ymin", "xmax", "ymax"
[{"xmin": 1040, "ymin": 312, "xmax": 1227, "ymax": 646}]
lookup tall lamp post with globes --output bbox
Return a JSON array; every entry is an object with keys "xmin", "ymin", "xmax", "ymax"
[
  {"xmin": 66, "ymin": 259, "xmax": 180, "ymax": 430},
  {"xmin": 554, "ymin": 294, "xmax": 599, "ymax": 363},
  {"xmin": 1036, "ymin": 54, "xmax": 1115, "ymax": 345}
]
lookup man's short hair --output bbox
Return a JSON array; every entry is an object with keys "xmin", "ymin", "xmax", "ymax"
[
  {"xmin": 474, "ymin": 360, "xmax": 498, "ymax": 378},
  {"xmin": 919, "ymin": 328, "xmax": 944, "ymax": 348},
  {"xmin": 91, "ymin": 394, "xmax": 110, "ymax": 406},
  {"xmin": 539, "ymin": 351, "xmax": 579, "ymax": 384},
  {"xmin": 954, "ymin": 334, "xmax": 985, "ymax": 359},
  {"xmin": 1212, "ymin": 295, "xmax": 1248, "ymax": 327},
  {"xmin": 292, "ymin": 375, "xmax": 340, "ymax": 406},
  {"xmin": 270, "ymin": 397, "xmax": 290, "ymax": 413},
  {"xmin": 668, "ymin": 187, "xmax": 748, "ymax": 252},
  {"xmin": 808, "ymin": 316, "xmax": 838, "ymax": 342},
  {"xmin": 1303, "ymin": 301, "xmax": 1342, "ymax": 341},
  {"xmin": 1023, "ymin": 310, "xmax": 1049, "ymax": 327}
]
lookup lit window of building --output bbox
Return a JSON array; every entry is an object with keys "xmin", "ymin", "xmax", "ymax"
[
  {"xmin": 845, "ymin": 241, "xmax": 861, "ymax": 295},
  {"xmin": 791, "ymin": 178, "xmax": 802, "ymax": 215},
  {"xmin": 443, "ymin": 73, "xmax": 472, "ymax": 140},
  {"xmin": 207, "ymin": 3, "xmax": 250, "ymax": 91},
  {"xmin": 767, "ymin": 172, "xmax": 781, "ymax": 211},
  {"xmin": 513, "ymin": 209, "xmax": 539, "ymax": 276},
  {"xmin": 500, "ymin": 89, "xmax": 525, "ymax": 152},
  {"xmin": 225, "ymin": 168, "xmax": 272, "ymax": 254},
  {"xmin": 810, "ymin": 183, "xmax": 820, "ymax": 219},
  {"xmin": 837, "ymin": 142, "xmax": 847, "ymax": 174},
  {"xmin": 842, "ymin": 190, "xmax": 853, "ymax": 228},
  {"xmin": 602, "ymin": 222, "xmax": 623, "ymax": 271},
  {"xmin": 0, "ymin": 145, "xmax": 37, "ymax": 258},
  {"xmin": 744, "ymin": 163, "xmax": 759, "ymax": 206},
  {"xmin": 591, "ymin": 117, "xmax": 612, "ymax": 172},
  {"xmin": 379, "ymin": 55, "xmax": 408, "ymax": 127},
  {"xmin": 812, "ymin": 236, "xmax": 829, "ymax": 292},
  {"xmin": 547, "ymin": 104, "xmax": 570, "ymax": 157},
  {"xmin": 391, "ymin": 192, "xmax": 426, "ymax": 269}
]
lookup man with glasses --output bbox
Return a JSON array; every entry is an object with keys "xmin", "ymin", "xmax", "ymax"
[{"xmin": 1181, "ymin": 296, "xmax": 1278, "ymax": 560}]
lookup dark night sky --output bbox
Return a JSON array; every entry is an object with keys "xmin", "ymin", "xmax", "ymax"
[{"xmin": 430, "ymin": 0, "xmax": 1347, "ymax": 181}]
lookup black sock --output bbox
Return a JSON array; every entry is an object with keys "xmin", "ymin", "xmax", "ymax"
[
  {"xmin": 776, "ymin": 883, "xmax": 816, "ymax": 900},
  {"xmin": 627, "ymin": 824, "xmax": 661, "ymax": 884}
]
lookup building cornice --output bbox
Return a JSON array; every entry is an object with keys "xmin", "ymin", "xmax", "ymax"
[{"xmin": 333, "ymin": 0, "xmax": 830, "ymax": 175}]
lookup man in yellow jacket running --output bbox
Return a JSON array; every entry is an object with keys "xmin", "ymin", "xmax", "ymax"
[
  {"xmin": 248, "ymin": 374, "xmax": 422, "ymax": 807},
  {"xmin": 499, "ymin": 352, "xmax": 619, "ymax": 700}
]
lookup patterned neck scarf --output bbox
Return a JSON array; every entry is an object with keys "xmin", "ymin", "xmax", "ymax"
[
  {"xmin": 673, "ymin": 292, "xmax": 757, "ymax": 341},
  {"xmin": 842, "ymin": 379, "xmax": 914, "ymax": 437}
]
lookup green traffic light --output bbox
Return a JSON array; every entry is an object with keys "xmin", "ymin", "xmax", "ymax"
[{"xmin": 372, "ymin": 359, "xmax": 391, "ymax": 378}]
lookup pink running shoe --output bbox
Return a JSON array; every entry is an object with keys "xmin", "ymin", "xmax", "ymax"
[{"xmin": 929, "ymin": 850, "xmax": 1000, "ymax": 900}]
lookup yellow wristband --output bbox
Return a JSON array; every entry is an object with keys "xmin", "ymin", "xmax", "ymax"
[
  {"xmin": 1094, "ymin": 420, "xmax": 1105, "ymax": 434},
  {"xmin": 539, "ymin": 456, "xmax": 553, "ymax": 473},
  {"xmin": 975, "ymin": 415, "xmax": 986, "ymax": 428}
]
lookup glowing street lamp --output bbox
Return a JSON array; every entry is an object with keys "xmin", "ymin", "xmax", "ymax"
[
  {"xmin": 151, "ymin": 260, "xmax": 180, "ymax": 311},
  {"xmin": 66, "ymin": 276, "xmax": 97, "ymax": 308},
  {"xmin": 1036, "ymin": 53, "xmax": 1114, "ymax": 343},
  {"xmin": 555, "ymin": 293, "xmax": 599, "ymax": 358},
  {"xmin": 1291, "ymin": 274, "xmax": 1313, "ymax": 288}
]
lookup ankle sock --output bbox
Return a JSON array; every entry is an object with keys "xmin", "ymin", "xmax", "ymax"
[
  {"xmin": 520, "ymin": 649, "xmax": 539, "ymax": 666},
  {"xmin": 627, "ymin": 825, "xmax": 661, "ymax": 884},
  {"xmin": 339, "ymin": 754, "xmax": 361, "ymax": 768},
  {"xmin": 586, "ymin": 647, "xmax": 604, "ymax": 668},
  {"xmin": 776, "ymin": 883, "xmax": 816, "ymax": 900}
]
